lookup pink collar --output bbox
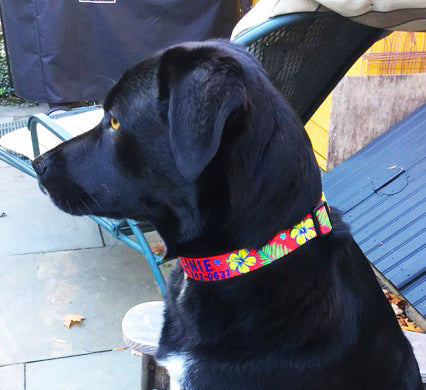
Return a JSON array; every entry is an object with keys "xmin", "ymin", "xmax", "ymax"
[{"xmin": 179, "ymin": 194, "xmax": 332, "ymax": 282}]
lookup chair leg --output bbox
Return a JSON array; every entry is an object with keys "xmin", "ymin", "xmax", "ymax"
[
  {"xmin": 127, "ymin": 219, "xmax": 167, "ymax": 295},
  {"xmin": 141, "ymin": 354, "xmax": 154, "ymax": 390}
]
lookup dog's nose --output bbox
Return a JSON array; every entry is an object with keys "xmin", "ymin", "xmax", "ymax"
[{"xmin": 32, "ymin": 155, "xmax": 49, "ymax": 176}]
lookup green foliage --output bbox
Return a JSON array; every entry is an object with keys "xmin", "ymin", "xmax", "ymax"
[{"xmin": 0, "ymin": 29, "xmax": 14, "ymax": 97}]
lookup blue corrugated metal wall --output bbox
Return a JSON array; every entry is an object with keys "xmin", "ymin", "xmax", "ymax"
[{"xmin": 323, "ymin": 104, "xmax": 426, "ymax": 316}]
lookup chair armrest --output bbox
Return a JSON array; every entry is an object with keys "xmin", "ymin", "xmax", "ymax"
[{"xmin": 28, "ymin": 113, "xmax": 73, "ymax": 157}]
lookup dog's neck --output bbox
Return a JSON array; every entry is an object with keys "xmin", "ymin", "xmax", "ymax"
[
  {"xmin": 179, "ymin": 196, "xmax": 332, "ymax": 281},
  {"xmin": 162, "ymin": 148, "xmax": 321, "ymax": 260}
]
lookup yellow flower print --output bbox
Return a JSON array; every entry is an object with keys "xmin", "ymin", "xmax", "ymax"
[
  {"xmin": 290, "ymin": 219, "xmax": 317, "ymax": 245},
  {"xmin": 227, "ymin": 249, "xmax": 257, "ymax": 274}
]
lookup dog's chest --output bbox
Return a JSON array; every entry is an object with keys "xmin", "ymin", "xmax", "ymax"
[{"xmin": 157, "ymin": 353, "xmax": 191, "ymax": 390}]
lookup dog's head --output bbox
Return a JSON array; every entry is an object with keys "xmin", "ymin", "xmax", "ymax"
[{"xmin": 33, "ymin": 40, "xmax": 321, "ymax": 257}]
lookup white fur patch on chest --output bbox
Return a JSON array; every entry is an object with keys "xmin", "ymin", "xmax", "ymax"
[
  {"xmin": 178, "ymin": 273, "xmax": 189, "ymax": 303},
  {"xmin": 157, "ymin": 353, "xmax": 191, "ymax": 390}
]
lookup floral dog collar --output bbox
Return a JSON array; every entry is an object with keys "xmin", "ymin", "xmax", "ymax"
[{"xmin": 179, "ymin": 194, "xmax": 332, "ymax": 282}]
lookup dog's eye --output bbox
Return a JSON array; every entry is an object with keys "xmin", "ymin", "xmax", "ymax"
[{"xmin": 110, "ymin": 117, "xmax": 120, "ymax": 130}]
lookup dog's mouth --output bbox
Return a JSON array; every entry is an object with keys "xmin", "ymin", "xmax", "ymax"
[
  {"xmin": 50, "ymin": 194, "xmax": 96, "ymax": 216},
  {"xmin": 35, "ymin": 175, "xmax": 95, "ymax": 216},
  {"xmin": 37, "ymin": 179, "xmax": 134, "ymax": 219},
  {"xmin": 37, "ymin": 178, "xmax": 48, "ymax": 195}
]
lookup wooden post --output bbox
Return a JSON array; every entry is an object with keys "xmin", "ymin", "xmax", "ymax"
[{"xmin": 141, "ymin": 354, "xmax": 170, "ymax": 390}]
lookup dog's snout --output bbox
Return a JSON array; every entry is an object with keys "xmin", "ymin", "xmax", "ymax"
[{"xmin": 32, "ymin": 155, "xmax": 49, "ymax": 176}]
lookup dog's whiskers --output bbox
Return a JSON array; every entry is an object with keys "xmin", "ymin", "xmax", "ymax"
[
  {"xmin": 80, "ymin": 199, "xmax": 93, "ymax": 214},
  {"xmin": 65, "ymin": 199, "xmax": 72, "ymax": 214},
  {"xmin": 88, "ymin": 193, "xmax": 102, "ymax": 210}
]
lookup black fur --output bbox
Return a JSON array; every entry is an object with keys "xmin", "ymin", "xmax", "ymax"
[{"xmin": 33, "ymin": 40, "xmax": 422, "ymax": 389}]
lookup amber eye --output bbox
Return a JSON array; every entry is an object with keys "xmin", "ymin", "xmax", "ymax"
[{"xmin": 110, "ymin": 117, "xmax": 120, "ymax": 130}]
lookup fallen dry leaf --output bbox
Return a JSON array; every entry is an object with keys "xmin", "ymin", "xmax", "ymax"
[
  {"xmin": 389, "ymin": 294, "xmax": 408, "ymax": 308},
  {"xmin": 397, "ymin": 316, "xmax": 408, "ymax": 327},
  {"xmin": 64, "ymin": 314, "xmax": 85, "ymax": 328},
  {"xmin": 391, "ymin": 303, "xmax": 403, "ymax": 316},
  {"xmin": 401, "ymin": 321, "xmax": 424, "ymax": 333},
  {"xmin": 383, "ymin": 289, "xmax": 424, "ymax": 333},
  {"xmin": 113, "ymin": 346, "xmax": 128, "ymax": 351},
  {"xmin": 151, "ymin": 241, "xmax": 165, "ymax": 255}
]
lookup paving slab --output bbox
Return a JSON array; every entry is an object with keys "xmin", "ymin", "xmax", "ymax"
[
  {"xmin": 101, "ymin": 227, "xmax": 163, "ymax": 248},
  {"xmin": 26, "ymin": 350, "xmax": 140, "ymax": 390},
  {"xmin": 100, "ymin": 227, "xmax": 126, "ymax": 248},
  {"xmin": 0, "ymin": 245, "xmax": 163, "ymax": 366},
  {"xmin": 99, "ymin": 226, "xmax": 176, "ymax": 284},
  {"xmin": 0, "ymin": 166, "xmax": 103, "ymax": 255},
  {"xmin": 0, "ymin": 364, "xmax": 24, "ymax": 390}
]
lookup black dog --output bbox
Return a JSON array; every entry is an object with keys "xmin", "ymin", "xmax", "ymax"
[{"xmin": 33, "ymin": 41, "xmax": 422, "ymax": 390}]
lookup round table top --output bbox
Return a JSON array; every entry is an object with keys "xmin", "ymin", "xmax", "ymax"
[{"xmin": 122, "ymin": 301, "xmax": 165, "ymax": 355}]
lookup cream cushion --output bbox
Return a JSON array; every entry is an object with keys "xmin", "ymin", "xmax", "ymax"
[
  {"xmin": 0, "ymin": 109, "xmax": 104, "ymax": 160},
  {"xmin": 232, "ymin": 0, "xmax": 426, "ymax": 39}
]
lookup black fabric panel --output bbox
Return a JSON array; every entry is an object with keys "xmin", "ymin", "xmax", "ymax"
[{"xmin": 0, "ymin": 0, "xmax": 238, "ymax": 103}]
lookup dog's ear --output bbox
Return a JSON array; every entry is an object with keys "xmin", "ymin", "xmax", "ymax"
[{"xmin": 158, "ymin": 45, "xmax": 247, "ymax": 181}]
